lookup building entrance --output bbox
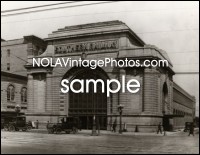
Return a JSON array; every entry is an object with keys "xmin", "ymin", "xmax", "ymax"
[{"xmin": 68, "ymin": 69, "xmax": 108, "ymax": 130}]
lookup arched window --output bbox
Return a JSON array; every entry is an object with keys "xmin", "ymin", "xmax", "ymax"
[
  {"xmin": 21, "ymin": 87, "xmax": 27, "ymax": 103},
  {"xmin": 7, "ymin": 85, "xmax": 15, "ymax": 101}
]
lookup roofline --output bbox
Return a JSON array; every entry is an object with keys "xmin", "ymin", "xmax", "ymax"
[
  {"xmin": 1, "ymin": 35, "xmax": 45, "ymax": 47},
  {"xmin": 23, "ymin": 35, "xmax": 45, "ymax": 43},
  {"xmin": 173, "ymin": 82, "xmax": 195, "ymax": 102},
  {"xmin": 1, "ymin": 71, "xmax": 27, "ymax": 80},
  {"xmin": 45, "ymin": 20, "xmax": 145, "ymax": 46},
  {"xmin": 1, "ymin": 38, "xmax": 23, "ymax": 42},
  {"xmin": 1, "ymin": 38, "xmax": 24, "ymax": 47},
  {"xmin": 44, "ymin": 29, "xmax": 145, "ymax": 45},
  {"xmin": 127, "ymin": 27, "xmax": 145, "ymax": 45}
]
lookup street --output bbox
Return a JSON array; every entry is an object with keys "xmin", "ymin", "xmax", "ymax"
[{"xmin": 1, "ymin": 130, "xmax": 199, "ymax": 154}]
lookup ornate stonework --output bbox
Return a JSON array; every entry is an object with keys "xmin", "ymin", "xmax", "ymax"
[{"xmin": 24, "ymin": 21, "xmax": 195, "ymax": 132}]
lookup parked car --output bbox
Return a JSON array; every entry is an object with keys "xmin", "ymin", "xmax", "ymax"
[
  {"xmin": 47, "ymin": 116, "xmax": 81, "ymax": 134},
  {"xmin": 7, "ymin": 116, "xmax": 32, "ymax": 132}
]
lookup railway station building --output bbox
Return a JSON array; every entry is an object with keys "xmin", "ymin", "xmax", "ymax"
[{"xmin": 2, "ymin": 21, "xmax": 195, "ymax": 132}]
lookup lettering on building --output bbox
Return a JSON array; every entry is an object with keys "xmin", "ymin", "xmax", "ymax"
[{"xmin": 55, "ymin": 40, "xmax": 119, "ymax": 54}]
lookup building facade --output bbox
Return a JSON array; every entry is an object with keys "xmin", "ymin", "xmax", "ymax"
[
  {"xmin": 1, "ymin": 36, "xmax": 47, "ymax": 76},
  {"xmin": 1, "ymin": 71, "xmax": 28, "ymax": 113},
  {"xmin": 23, "ymin": 21, "xmax": 195, "ymax": 132},
  {"xmin": 173, "ymin": 82, "xmax": 195, "ymax": 129},
  {"xmin": 1, "ymin": 36, "xmax": 47, "ymax": 114}
]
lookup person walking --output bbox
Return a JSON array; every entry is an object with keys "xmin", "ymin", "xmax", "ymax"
[
  {"xmin": 188, "ymin": 123, "xmax": 194, "ymax": 136},
  {"xmin": 157, "ymin": 122, "xmax": 162, "ymax": 134},
  {"xmin": 113, "ymin": 119, "xmax": 117, "ymax": 132},
  {"xmin": 97, "ymin": 118, "xmax": 100, "ymax": 136},
  {"xmin": 109, "ymin": 119, "xmax": 112, "ymax": 131}
]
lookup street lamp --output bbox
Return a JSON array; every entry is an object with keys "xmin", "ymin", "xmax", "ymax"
[
  {"xmin": 91, "ymin": 71, "xmax": 98, "ymax": 136},
  {"xmin": 118, "ymin": 104, "xmax": 124, "ymax": 134}
]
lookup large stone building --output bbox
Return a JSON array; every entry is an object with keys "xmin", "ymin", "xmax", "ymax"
[
  {"xmin": 11, "ymin": 21, "xmax": 195, "ymax": 132},
  {"xmin": 1, "ymin": 36, "xmax": 47, "ymax": 114}
]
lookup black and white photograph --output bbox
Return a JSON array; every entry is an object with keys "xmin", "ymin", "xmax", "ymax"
[{"xmin": 1, "ymin": 1, "xmax": 199, "ymax": 154}]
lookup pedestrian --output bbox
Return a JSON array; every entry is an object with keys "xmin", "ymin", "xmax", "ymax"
[
  {"xmin": 123, "ymin": 122, "xmax": 127, "ymax": 132},
  {"xmin": 109, "ymin": 119, "xmax": 112, "ymax": 131},
  {"xmin": 32, "ymin": 121, "xmax": 36, "ymax": 129},
  {"xmin": 188, "ymin": 123, "xmax": 194, "ymax": 136},
  {"xmin": 113, "ymin": 119, "xmax": 117, "ymax": 132},
  {"xmin": 36, "ymin": 120, "xmax": 39, "ymax": 129},
  {"xmin": 97, "ymin": 118, "xmax": 100, "ymax": 136},
  {"xmin": 157, "ymin": 122, "xmax": 162, "ymax": 134}
]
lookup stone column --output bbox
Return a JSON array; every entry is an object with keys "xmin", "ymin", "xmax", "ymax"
[
  {"xmin": 27, "ymin": 74, "xmax": 34, "ymax": 113},
  {"xmin": 46, "ymin": 73, "xmax": 53, "ymax": 113},
  {"xmin": 143, "ymin": 68, "xmax": 159, "ymax": 114},
  {"xmin": 34, "ymin": 74, "xmax": 46, "ymax": 113}
]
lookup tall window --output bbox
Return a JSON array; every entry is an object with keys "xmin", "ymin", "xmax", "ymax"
[
  {"xmin": 7, "ymin": 85, "xmax": 15, "ymax": 101},
  {"xmin": 21, "ymin": 87, "xmax": 27, "ymax": 103}
]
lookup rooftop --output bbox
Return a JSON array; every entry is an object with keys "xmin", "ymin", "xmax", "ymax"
[
  {"xmin": 1, "ymin": 35, "xmax": 45, "ymax": 47},
  {"xmin": 46, "ymin": 20, "xmax": 145, "ymax": 46},
  {"xmin": 1, "ymin": 71, "xmax": 27, "ymax": 80},
  {"xmin": 173, "ymin": 82, "xmax": 195, "ymax": 102}
]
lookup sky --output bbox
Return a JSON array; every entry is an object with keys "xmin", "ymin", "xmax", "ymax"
[{"xmin": 1, "ymin": 1, "xmax": 199, "ymax": 116}]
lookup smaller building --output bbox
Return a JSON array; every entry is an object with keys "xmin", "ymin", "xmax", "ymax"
[
  {"xmin": 1, "ymin": 35, "xmax": 47, "ymax": 116},
  {"xmin": 1, "ymin": 35, "xmax": 47, "ymax": 76},
  {"xmin": 1, "ymin": 71, "xmax": 28, "ymax": 113},
  {"xmin": 173, "ymin": 82, "xmax": 195, "ymax": 129}
]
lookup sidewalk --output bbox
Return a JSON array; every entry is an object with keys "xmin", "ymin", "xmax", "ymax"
[
  {"xmin": 28, "ymin": 128, "xmax": 183, "ymax": 136},
  {"xmin": 80, "ymin": 129, "xmax": 183, "ymax": 136}
]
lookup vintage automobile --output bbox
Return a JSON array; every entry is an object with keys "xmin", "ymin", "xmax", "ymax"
[
  {"xmin": 47, "ymin": 116, "xmax": 81, "ymax": 134},
  {"xmin": 5, "ymin": 116, "xmax": 32, "ymax": 132},
  {"xmin": 2, "ymin": 116, "xmax": 18, "ymax": 131}
]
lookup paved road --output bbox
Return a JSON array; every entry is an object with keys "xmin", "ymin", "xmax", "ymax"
[{"xmin": 1, "ymin": 130, "xmax": 199, "ymax": 154}]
